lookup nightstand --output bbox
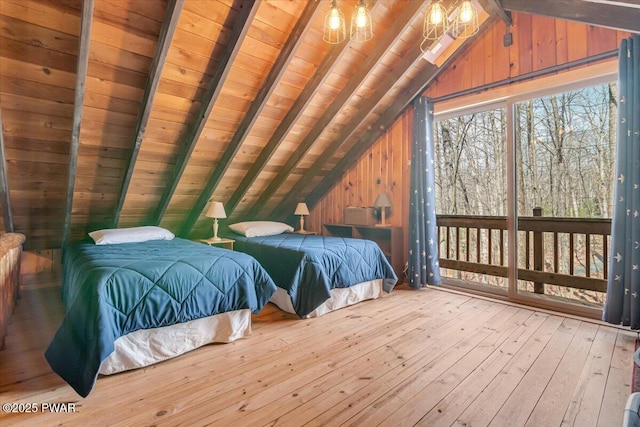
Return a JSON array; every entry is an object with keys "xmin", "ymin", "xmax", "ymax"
[
  {"xmin": 198, "ymin": 237, "xmax": 235, "ymax": 250},
  {"xmin": 292, "ymin": 230, "xmax": 317, "ymax": 235}
]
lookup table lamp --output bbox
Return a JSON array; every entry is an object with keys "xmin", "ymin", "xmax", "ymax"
[
  {"xmin": 373, "ymin": 192, "xmax": 392, "ymax": 227},
  {"xmin": 294, "ymin": 202, "xmax": 310, "ymax": 232},
  {"xmin": 205, "ymin": 201, "xmax": 226, "ymax": 240}
]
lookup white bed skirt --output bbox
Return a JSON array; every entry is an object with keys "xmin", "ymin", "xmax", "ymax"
[
  {"xmin": 99, "ymin": 309, "xmax": 252, "ymax": 375},
  {"xmin": 270, "ymin": 279, "xmax": 384, "ymax": 318}
]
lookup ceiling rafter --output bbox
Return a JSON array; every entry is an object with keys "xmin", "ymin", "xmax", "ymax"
[
  {"xmin": 62, "ymin": 0, "xmax": 94, "ymax": 248},
  {"xmin": 0, "ymin": 109, "xmax": 14, "ymax": 233},
  {"xmin": 112, "ymin": 0, "xmax": 184, "ymax": 227},
  {"xmin": 151, "ymin": 0, "xmax": 262, "ymax": 225},
  {"xmin": 500, "ymin": 0, "xmax": 640, "ymax": 32},
  {"xmin": 478, "ymin": 0, "xmax": 512, "ymax": 25},
  {"xmin": 290, "ymin": 30, "xmax": 491, "ymax": 215},
  {"xmin": 244, "ymin": 0, "xmax": 424, "ymax": 221},
  {"xmin": 221, "ymin": 3, "xmax": 378, "ymax": 220},
  {"xmin": 179, "ymin": 0, "xmax": 323, "ymax": 237},
  {"xmin": 273, "ymin": 45, "xmax": 432, "ymax": 219}
]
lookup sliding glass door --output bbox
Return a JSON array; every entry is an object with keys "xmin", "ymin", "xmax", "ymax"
[
  {"xmin": 510, "ymin": 81, "xmax": 617, "ymax": 314},
  {"xmin": 435, "ymin": 75, "xmax": 617, "ymax": 316}
]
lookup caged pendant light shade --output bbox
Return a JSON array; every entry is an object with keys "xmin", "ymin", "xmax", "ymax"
[
  {"xmin": 453, "ymin": 0, "xmax": 479, "ymax": 39},
  {"xmin": 350, "ymin": 0, "xmax": 373, "ymax": 42},
  {"xmin": 323, "ymin": 0, "xmax": 346, "ymax": 44},
  {"xmin": 423, "ymin": 0, "xmax": 449, "ymax": 41}
]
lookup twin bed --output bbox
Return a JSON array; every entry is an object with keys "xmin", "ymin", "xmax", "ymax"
[
  {"xmin": 46, "ymin": 223, "xmax": 398, "ymax": 396},
  {"xmin": 232, "ymin": 232, "xmax": 397, "ymax": 317}
]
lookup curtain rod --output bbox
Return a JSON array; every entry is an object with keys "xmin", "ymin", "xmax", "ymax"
[{"xmin": 428, "ymin": 49, "xmax": 619, "ymax": 103}]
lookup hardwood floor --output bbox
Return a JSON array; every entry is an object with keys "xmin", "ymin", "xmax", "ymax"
[{"xmin": 0, "ymin": 285, "xmax": 635, "ymax": 426}]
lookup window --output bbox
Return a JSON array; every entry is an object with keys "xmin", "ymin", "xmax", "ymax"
[
  {"xmin": 434, "ymin": 107, "xmax": 508, "ymax": 291},
  {"xmin": 433, "ymin": 78, "xmax": 617, "ymax": 314}
]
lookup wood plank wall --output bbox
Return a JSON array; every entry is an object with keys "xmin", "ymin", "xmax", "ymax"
[
  {"xmin": 0, "ymin": 0, "xmax": 82, "ymax": 248},
  {"xmin": 20, "ymin": 248, "xmax": 60, "ymax": 290},
  {"xmin": 309, "ymin": 12, "xmax": 631, "ymax": 283},
  {"xmin": 425, "ymin": 12, "xmax": 631, "ymax": 98}
]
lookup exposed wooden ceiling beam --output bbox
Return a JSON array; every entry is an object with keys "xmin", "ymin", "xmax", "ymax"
[
  {"xmin": 179, "ymin": 0, "xmax": 322, "ymax": 237},
  {"xmin": 274, "ymin": 45, "xmax": 433, "ymax": 219},
  {"xmin": 287, "ymin": 23, "xmax": 493, "ymax": 216},
  {"xmin": 62, "ymin": 0, "xmax": 94, "ymax": 247},
  {"xmin": 151, "ymin": 0, "xmax": 262, "ymax": 225},
  {"xmin": 478, "ymin": 0, "xmax": 512, "ymax": 25},
  {"xmin": 500, "ymin": 0, "xmax": 640, "ymax": 32},
  {"xmin": 222, "ymin": 2, "xmax": 383, "ymax": 220},
  {"xmin": 244, "ymin": 0, "xmax": 424, "ymax": 221},
  {"xmin": 0, "ymin": 109, "xmax": 14, "ymax": 233},
  {"xmin": 112, "ymin": 0, "xmax": 184, "ymax": 227}
]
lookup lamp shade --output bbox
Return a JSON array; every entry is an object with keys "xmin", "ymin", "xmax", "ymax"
[
  {"xmin": 294, "ymin": 202, "xmax": 310, "ymax": 216},
  {"xmin": 373, "ymin": 192, "xmax": 392, "ymax": 208},
  {"xmin": 453, "ymin": 0, "xmax": 479, "ymax": 39},
  {"xmin": 423, "ymin": 0, "xmax": 449, "ymax": 41},
  {"xmin": 323, "ymin": 0, "xmax": 346, "ymax": 44},
  {"xmin": 350, "ymin": 0, "xmax": 373, "ymax": 42},
  {"xmin": 205, "ymin": 201, "xmax": 226, "ymax": 219}
]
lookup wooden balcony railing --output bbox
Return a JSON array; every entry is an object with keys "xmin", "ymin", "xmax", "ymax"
[{"xmin": 437, "ymin": 209, "xmax": 611, "ymax": 295}]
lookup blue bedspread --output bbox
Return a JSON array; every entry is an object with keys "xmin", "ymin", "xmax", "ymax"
[
  {"xmin": 231, "ymin": 234, "xmax": 398, "ymax": 317},
  {"xmin": 45, "ymin": 238, "xmax": 276, "ymax": 397}
]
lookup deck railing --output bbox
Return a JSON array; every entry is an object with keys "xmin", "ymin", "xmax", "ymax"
[{"xmin": 437, "ymin": 209, "xmax": 611, "ymax": 295}]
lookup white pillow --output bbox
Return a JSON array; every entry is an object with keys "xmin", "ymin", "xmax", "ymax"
[
  {"xmin": 228, "ymin": 221, "xmax": 293, "ymax": 237},
  {"xmin": 89, "ymin": 226, "xmax": 175, "ymax": 245}
]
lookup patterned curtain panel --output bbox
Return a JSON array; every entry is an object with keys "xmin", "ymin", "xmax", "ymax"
[
  {"xmin": 408, "ymin": 96, "xmax": 441, "ymax": 288},
  {"xmin": 603, "ymin": 36, "xmax": 640, "ymax": 329}
]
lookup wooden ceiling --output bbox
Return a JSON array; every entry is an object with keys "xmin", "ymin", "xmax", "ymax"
[{"xmin": 1, "ymin": 0, "xmax": 639, "ymax": 250}]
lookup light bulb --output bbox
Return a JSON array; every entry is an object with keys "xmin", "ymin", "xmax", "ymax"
[
  {"xmin": 429, "ymin": 6, "xmax": 444, "ymax": 25},
  {"xmin": 329, "ymin": 8, "xmax": 342, "ymax": 30},
  {"xmin": 355, "ymin": 6, "xmax": 367, "ymax": 28},
  {"xmin": 459, "ymin": 1, "xmax": 474, "ymax": 23}
]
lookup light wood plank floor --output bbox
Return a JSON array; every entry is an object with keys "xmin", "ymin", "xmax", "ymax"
[{"xmin": 0, "ymin": 286, "xmax": 635, "ymax": 426}]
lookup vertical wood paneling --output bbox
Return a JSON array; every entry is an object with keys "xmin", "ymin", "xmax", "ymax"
[
  {"xmin": 514, "ymin": 12, "xmax": 533, "ymax": 75},
  {"xmin": 566, "ymin": 21, "xmax": 588, "ymax": 62},
  {"xmin": 555, "ymin": 20, "xmax": 569, "ymax": 65},
  {"xmin": 471, "ymin": 29, "xmax": 488, "ymax": 87},
  {"xmin": 587, "ymin": 25, "xmax": 619, "ymax": 56},
  {"xmin": 492, "ymin": 21, "xmax": 510, "ymax": 83},
  {"xmin": 424, "ymin": 12, "xmax": 630, "ymax": 99},
  {"xmin": 532, "ymin": 15, "xmax": 556, "ymax": 72},
  {"xmin": 309, "ymin": 109, "xmax": 412, "ymax": 278}
]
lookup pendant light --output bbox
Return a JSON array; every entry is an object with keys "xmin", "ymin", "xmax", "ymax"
[
  {"xmin": 323, "ymin": 0, "xmax": 346, "ymax": 44},
  {"xmin": 453, "ymin": 0, "xmax": 479, "ymax": 39},
  {"xmin": 350, "ymin": 0, "xmax": 373, "ymax": 42},
  {"xmin": 423, "ymin": 0, "xmax": 449, "ymax": 41}
]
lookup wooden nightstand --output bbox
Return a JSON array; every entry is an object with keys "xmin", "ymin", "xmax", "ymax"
[
  {"xmin": 198, "ymin": 237, "xmax": 235, "ymax": 250},
  {"xmin": 292, "ymin": 230, "xmax": 317, "ymax": 235}
]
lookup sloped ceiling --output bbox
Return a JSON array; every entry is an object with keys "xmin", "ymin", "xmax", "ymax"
[{"xmin": 0, "ymin": 0, "xmax": 638, "ymax": 250}]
